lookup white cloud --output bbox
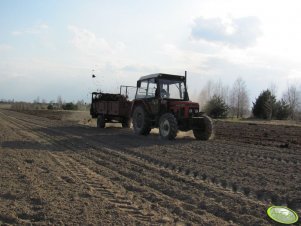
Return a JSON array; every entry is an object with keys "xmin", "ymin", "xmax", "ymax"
[
  {"xmin": 1, "ymin": 1, "xmax": 300, "ymax": 102},
  {"xmin": 191, "ymin": 16, "xmax": 262, "ymax": 48},
  {"xmin": 122, "ymin": 64, "xmax": 158, "ymax": 73},
  {"xmin": 68, "ymin": 25, "xmax": 126, "ymax": 55},
  {"xmin": 68, "ymin": 25, "xmax": 111, "ymax": 53},
  {"xmin": 161, "ymin": 44, "xmax": 184, "ymax": 60}
]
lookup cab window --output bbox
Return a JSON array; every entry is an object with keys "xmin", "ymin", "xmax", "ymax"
[
  {"xmin": 136, "ymin": 78, "xmax": 157, "ymax": 99},
  {"xmin": 147, "ymin": 79, "xmax": 157, "ymax": 98},
  {"xmin": 136, "ymin": 80, "xmax": 148, "ymax": 99}
]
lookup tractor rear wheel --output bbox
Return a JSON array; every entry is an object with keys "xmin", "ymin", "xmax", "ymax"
[
  {"xmin": 193, "ymin": 115, "xmax": 213, "ymax": 140},
  {"xmin": 122, "ymin": 118, "xmax": 132, "ymax": 128},
  {"xmin": 159, "ymin": 113, "xmax": 178, "ymax": 140},
  {"xmin": 132, "ymin": 106, "xmax": 151, "ymax": 135},
  {"xmin": 97, "ymin": 114, "xmax": 105, "ymax": 128}
]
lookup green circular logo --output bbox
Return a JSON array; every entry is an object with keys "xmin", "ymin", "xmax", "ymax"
[{"xmin": 267, "ymin": 206, "xmax": 299, "ymax": 224}]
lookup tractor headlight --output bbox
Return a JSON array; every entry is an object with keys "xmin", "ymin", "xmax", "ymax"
[
  {"xmin": 194, "ymin": 109, "xmax": 199, "ymax": 113},
  {"xmin": 189, "ymin": 109, "xmax": 193, "ymax": 113}
]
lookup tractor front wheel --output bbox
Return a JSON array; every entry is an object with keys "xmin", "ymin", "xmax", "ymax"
[
  {"xmin": 193, "ymin": 115, "xmax": 213, "ymax": 140},
  {"xmin": 97, "ymin": 114, "xmax": 105, "ymax": 128},
  {"xmin": 132, "ymin": 106, "xmax": 151, "ymax": 135},
  {"xmin": 159, "ymin": 113, "xmax": 178, "ymax": 140}
]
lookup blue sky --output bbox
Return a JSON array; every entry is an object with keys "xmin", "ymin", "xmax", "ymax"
[{"xmin": 1, "ymin": 0, "xmax": 301, "ymax": 103}]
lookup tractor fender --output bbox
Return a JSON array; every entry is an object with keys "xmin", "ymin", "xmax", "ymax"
[{"xmin": 191, "ymin": 115, "xmax": 213, "ymax": 131}]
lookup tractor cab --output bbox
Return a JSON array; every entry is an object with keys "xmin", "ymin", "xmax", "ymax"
[
  {"xmin": 136, "ymin": 73, "xmax": 188, "ymax": 101},
  {"xmin": 132, "ymin": 72, "xmax": 213, "ymax": 140}
]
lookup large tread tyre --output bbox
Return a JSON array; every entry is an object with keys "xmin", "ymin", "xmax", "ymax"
[
  {"xmin": 122, "ymin": 118, "xmax": 132, "ymax": 128},
  {"xmin": 132, "ymin": 106, "xmax": 151, "ymax": 135},
  {"xmin": 97, "ymin": 114, "xmax": 105, "ymax": 128},
  {"xmin": 193, "ymin": 115, "xmax": 213, "ymax": 140},
  {"xmin": 159, "ymin": 113, "xmax": 178, "ymax": 140}
]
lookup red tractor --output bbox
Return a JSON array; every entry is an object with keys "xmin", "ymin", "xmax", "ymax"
[{"xmin": 131, "ymin": 72, "xmax": 213, "ymax": 140}]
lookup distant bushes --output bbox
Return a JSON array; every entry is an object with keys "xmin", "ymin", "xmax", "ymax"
[
  {"xmin": 11, "ymin": 102, "xmax": 47, "ymax": 111},
  {"xmin": 12, "ymin": 102, "xmax": 80, "ymax": 111},
  {"xmin": 47, "ymin": 104, "xmax": 54, "ymax": 110},
  {"xmin": 10, "ymin": 96, "xmax": 88, "ymax": 112},
  {"xmin": 201, "ymin": 88, "xmax": 295, "ymax": 121},
  {"xmin": 252, "ymin": 90, "xmax": 276, "ymax": 120},
  {"xmin": 204, "ymin": 95, "xmax": 229, "ymax": 118},
  {"xmin": 252, "ymin": 90, "xmax": 291, "ymax": 120},
  {"xmin": 274, "ymin": 99, "xmax": 291, "ymax": 120},
  {"xmin": 62, "ymin": 102, "xmax": 78, "ymax": 110}
]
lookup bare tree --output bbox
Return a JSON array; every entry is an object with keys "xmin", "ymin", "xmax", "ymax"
[
  {"xmin": 57, "ymin": 95, "xmax": 63, "ymax": 109},
  {"xmin": 76, "ymin": 99, "xmax": 86, "ymax": 110},
  {"xmin": 198, "ymin": 80, "xmax": 229, "ymax": 110},
  {"xmin": 33, "ymin": 96, "xmax": 40, "ymax": 104},
  {"xmin": 212, "ymin": 80, "xmax": 230, "ymax": 104},
  {"xmin": 229, "ymin": 77, "xmax": 249, "ymax": 118},
  {"xmin": 198, "ymin": 80, "xmax": 214, "ymax": 109},
  {"xmin": 269, "ymin": 83, "xmax": 278, "ymax": 97},
  {"xmin": 283, "ymin": 84, "xmax": 300, "ymax": 120}
]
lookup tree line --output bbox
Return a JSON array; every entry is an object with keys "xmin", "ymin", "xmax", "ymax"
[
  {"xmin": 4, "ymin": 80, "xmax": 301, "ymax": 121},
  {"xmin": 198, "ymin": 78, "xmax": 301, "ymax": 121},
  {"xmin": 10, "ymin": 96, "xmax": 89, "ymax": 111}
]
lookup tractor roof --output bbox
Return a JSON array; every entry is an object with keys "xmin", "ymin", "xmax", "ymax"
[{"xmin": 138, "ymin": 73, "xmax": 185, "ymax": 81}]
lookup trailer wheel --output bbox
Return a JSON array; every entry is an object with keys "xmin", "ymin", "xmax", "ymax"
[
  {"xmin": 193, "ymin": 115, "xmax": 213, "ymax": 140},
  {"xmin": 159, "ymin": 113, "xmax": 178, "ymax": 140},
  {"xmin": 132, "ymin": 106, "xmax": 151, "ymax": 135},
  {"xmin": 97, "ymin": 114, "xmax": 105, "ymax": 128},
  {"xmin": 122, "ymin": 118, "xmax": 132, "ymax": 128}
]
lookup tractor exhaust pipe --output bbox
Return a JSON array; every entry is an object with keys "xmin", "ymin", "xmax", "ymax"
[{"xmin": 184, "ymin": 70, "xmax": 189, "ymax": 101}]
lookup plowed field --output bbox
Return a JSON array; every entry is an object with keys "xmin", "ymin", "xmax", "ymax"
[{"xmin": 0, "ymin": 109, "xmax": 300, "ymax": 225}]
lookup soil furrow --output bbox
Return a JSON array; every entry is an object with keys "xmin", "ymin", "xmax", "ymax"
[{"xmin": 1, "ymin": 109, "xmax": 301, "ymax": 225}]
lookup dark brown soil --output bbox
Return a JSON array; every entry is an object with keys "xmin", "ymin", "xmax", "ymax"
[
  {"xmin": 0, "ymin": 109, "xmax": 300, "ymax": 225},
  {"xmin": 214, "ymin": 120, "xmax": 301, "ymax": 149}
]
